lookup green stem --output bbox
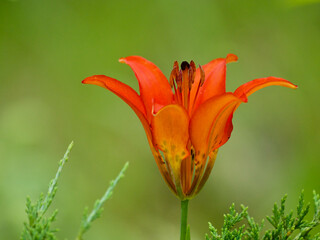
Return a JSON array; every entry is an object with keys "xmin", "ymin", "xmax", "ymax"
[{"xmin": 180, "ymin": 199, "xmax": 189, "ymax": 240}]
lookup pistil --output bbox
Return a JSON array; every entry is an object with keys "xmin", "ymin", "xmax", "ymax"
[{"xmin": 181, "ymin": 61, "xmax": 190, "ymax": 110}]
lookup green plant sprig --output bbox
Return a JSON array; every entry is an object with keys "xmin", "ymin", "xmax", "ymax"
[
  {"xmin": 206, "ymin": 191, "xmax": 320, "ymax": 240},
  {"xmin": 20, "ymin": 142, "xmax": 129, "ymax": 240},
  {"xmin": 21, "ymin": 141, "xmax": 74, "ymax": 240},
  {"xmin": 76, "ymin": 162, "xmax": 129, "ymax": 240}
]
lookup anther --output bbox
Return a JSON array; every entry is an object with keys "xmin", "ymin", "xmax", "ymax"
[
  {"xmin": 176, "ymin": 71, "xmax": 182, "ymax": 90},
  {"xmin": 169, "ymin": 69, "xmax": 175, "ymax": 88},
  {"xmin": 199, "ymin": 65, "xmax": 205, "ymax": 86},
  {"xmin": 169, "ymin": 61, "xmax": 179, "ymax": 88},
  {"xmin": 173, "ymin": 61, "xmax": 179, "ymax": 71},
  {"xmin": 189, "ymin": 60, "xmax": 196, "ymax": 87}
]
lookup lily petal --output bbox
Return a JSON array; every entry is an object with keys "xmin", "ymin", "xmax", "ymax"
[
  {"xmin": 152, "ymin": 104, "xmax": 189, "ymax": 195},
  {"xmin": 152, "ymin": 104, "xmax": 189, "ymax": 160},
  {"xmin": 119, "ymin": 56, "xmax": 173, "ymax": 121},
  {"xmin": 190, "ymin": 54, "xmax": 238, "ymax": 113},
  {"xmin": 190, "ymin": 93, "xmax": 244, "ymax": 157},
  {"xmin": 194, "ymin": 149, "xmax": 218, "ymax": 196},
  {"xmin": 188, "ymin": 94, "xmax": 243, "ymax": 197},
  {"xmin": 234, "ymin": 77, "xmax": 298, "ymax": 99},
  {"xmin": 82, "ymin": 75, "xmax": 152, "ymax": 141},
  {"xmin": 149, "ymin": 148, "xmax": 178, "ymax": 196}
]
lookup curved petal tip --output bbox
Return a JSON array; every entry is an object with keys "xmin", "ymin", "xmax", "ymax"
[
  {"xmin": 289, "ymin": 83, "xmax": 298, "ymax": 89},
  {"xmin": 82, "ymin": 78, "xmax": 90, "ymax": 84},
  {"xmin": 234, "ymin": 76, "xmax": 298, "ymax": 100},
  {"xmin": 82, "ymin": 75, "xmax": 107, "ymax": 83},
  {"xmin": 81, "ymin": 75, "xmax": 109, "ymax": 88},
  {"xmin": 118, "ymin": 57, "xmax": 126, "ymax": 63},
  {"xmin": 118, "ymin": 56, "xmax": 143, "ymax": 64},
  {"xmin": 226, "ymin": 54, "xmax": 238, "ymax": 63}
]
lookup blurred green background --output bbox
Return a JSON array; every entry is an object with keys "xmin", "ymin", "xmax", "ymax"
[{"xmin": 0, "ymin": 0, "xmax": 319, "ymax": 239}]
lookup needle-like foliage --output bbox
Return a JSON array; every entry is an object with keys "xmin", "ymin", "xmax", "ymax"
[
  {"xmin": 76, "ymin": 162, "xmax": 129, "ymax": 240},
  {"xmin": 20, "ymin": 142, "xmax": 128, "ymax": 240},
  {"xmin": 206, "ymin": 191, "xmax": 320, "ymax": 240},
  {"xmin": 21, "ymin": 141, "xmax": 73, "ymax": 240}
]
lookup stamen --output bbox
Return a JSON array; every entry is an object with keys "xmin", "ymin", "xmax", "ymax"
[
  {"xmin": 190, "ymin": 64, "xmax": 206, "ymax": 115},
  {"xmin": 173, "ymin": 61, "xmax": 179, "ymax": 70},
  {"xmin": 188, "ymin": 61, "xmax": 195, "ymax": 93},
  {"xmin": 169, "ymin": 61, "xmax": 179, "ymax": 88},
  {"xmin": 199, "ymin": 65, "xmax": 205, "ymax": 86},
  {"xmin": 189, "ymin": 61, "xmax": 196, "ymax": 87},
  {"xmin": 169, "ymin": 69, "xmax": 175, "ymax": 88},
  {"xmin": 176, "ymin": 70, "xmax": 182, "ymax": 91}
]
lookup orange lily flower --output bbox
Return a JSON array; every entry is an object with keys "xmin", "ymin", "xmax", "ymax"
[{"xmin": 82, "ymin": 54, "xmax": 297, "ymax": 200}]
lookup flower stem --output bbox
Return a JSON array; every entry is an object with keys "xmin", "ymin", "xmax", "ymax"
[{"xmin": 180, "ymin": 199, "xmax": 189, "ymax": 240}]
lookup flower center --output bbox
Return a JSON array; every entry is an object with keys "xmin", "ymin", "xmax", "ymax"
[{"xmin": 169, "ymin": 60, "xmax": 205, "ymax": 113}]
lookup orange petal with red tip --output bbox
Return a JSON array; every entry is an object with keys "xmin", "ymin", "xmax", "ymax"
[
  {"xmin": 234, "ymin": 77, "xmax": 298, "ymax": 99},
  {"xmin": 190, "ymin": 54, "xmax": 238, "ymax": 113},
  {"xmin": 82, "ymin": 75, "xmax": 153, "ymax": 141},
  {"xmin": 119, "ymin": 56, "xmax": 173, "ymax": 120},
  {"xmin": 190, "ymin": 93, "xmax": 243, "ymax": 156}
]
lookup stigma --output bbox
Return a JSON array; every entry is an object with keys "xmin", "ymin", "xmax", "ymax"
[{"xmin": 169, "ymin": 60, "xmax": 205, "ymax": 113}]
